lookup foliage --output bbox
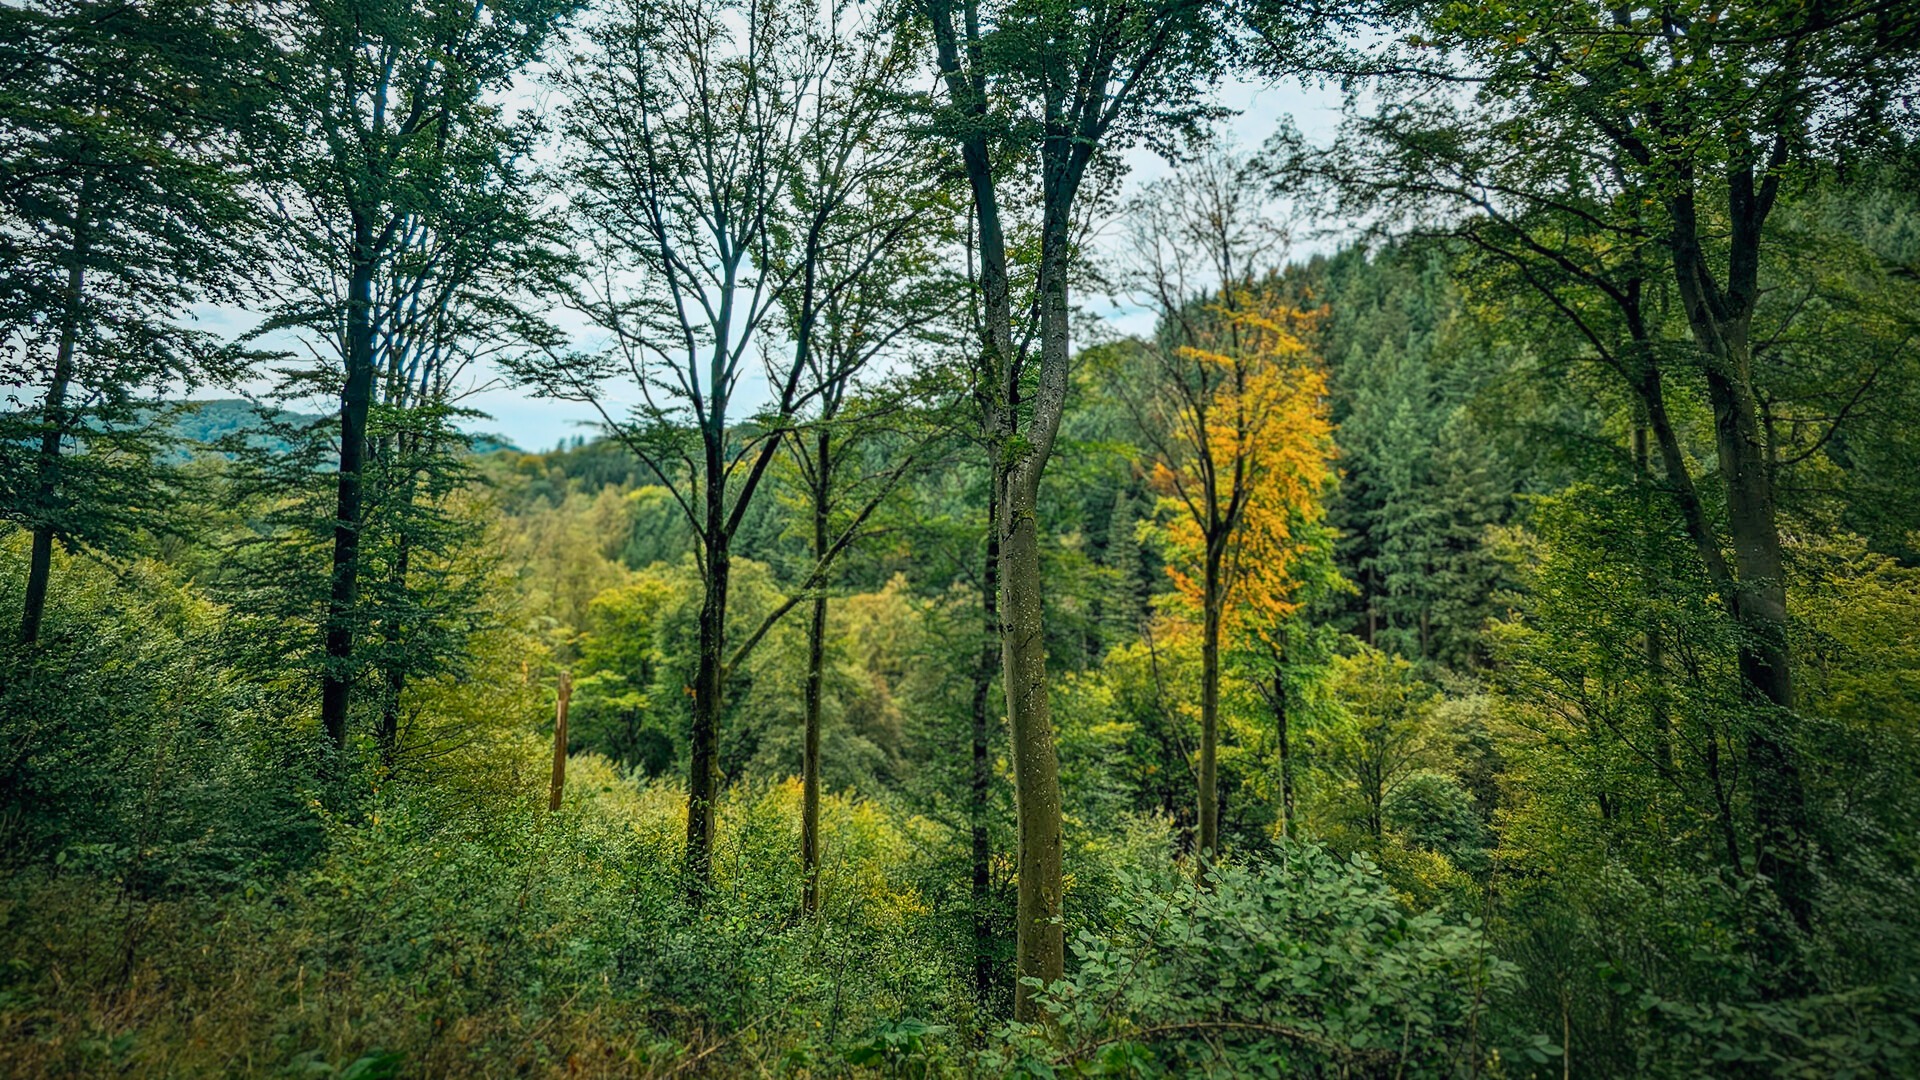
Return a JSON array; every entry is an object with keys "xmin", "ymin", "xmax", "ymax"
[
  {"xmin": 3, "ymin": 0, "xmax": 1919, "ymax": 1071},
  {"xmin": 996, "ymin": 844, "xmax": 1518, "ymax": 1078}
]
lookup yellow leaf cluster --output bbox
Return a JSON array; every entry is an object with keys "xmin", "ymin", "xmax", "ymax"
[{"xmin": 1150, "ymin": 285, "xmax": 1335, "ymax": 642}]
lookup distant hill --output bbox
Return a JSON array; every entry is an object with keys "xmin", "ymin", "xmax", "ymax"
[
  {"xmin": 169, "ymin": 399, "xmax": 321, "ymax": 454},
  {"xmin": 167, "ymin": 399, "xmax": 520, "ymax": 456}
]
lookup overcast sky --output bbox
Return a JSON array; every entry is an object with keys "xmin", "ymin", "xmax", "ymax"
[{"xmin": 193, "ymin": 74, "xmax": 1348, "ymax": 454}]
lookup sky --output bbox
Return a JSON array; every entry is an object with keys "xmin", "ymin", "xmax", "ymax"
[{"xmin": 194, "ymin": 74, "xmax": 1350, "ymax": 454}]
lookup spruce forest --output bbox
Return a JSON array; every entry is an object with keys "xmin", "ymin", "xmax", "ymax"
[{"xmin": 4, "ymin": 0, "xmax": 1920, "ymax": 1075}]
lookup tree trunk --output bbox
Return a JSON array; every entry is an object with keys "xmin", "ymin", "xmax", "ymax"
[
  {"xmin": 687, "ymin": 536, "xmax": 728, "ymax": 894},
  {"xmin": 970, "ymin": 485, "xmax": 999, "ymax": 1005},
  {"xmin": 1000, "ymin": 470, "xmax": 1063, "ymax": 1021},
  {"xmin": 1197, "ymin": 542, "xmax": 1223, "ymax": 860},
  {"xmin": 20, "ymin": 240, "xmax": 86, "ymax": 646},
  {"xmin": 321, "ymin": 211, "xmax": 378, "ymax": 751},
  {"xmin": 801, "ymin": 429, "xmax": 830, "ymax": 916},
  {"xmin": 1273, "ymin": 672, "xmax": 1293, "ymax": 840},
  {"xmin": 1702, "ymin": 351, "xmax": 1812, "ymax": 934},
  {"xmin": 1669, "ymin": 188, "xmax": 1814, "ymax": 935},
  {"xmin": 997, "ymin": 170, "xmax": 1079, "ymax": 1020},
  {"xmin": 549, "ymin": 671, "xmax": 572, "ymax": 811}
]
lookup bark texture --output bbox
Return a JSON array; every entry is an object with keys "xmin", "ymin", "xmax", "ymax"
[{"xmin": 970, "ymin": 488, "xmax": 999, "ymax": 1003}]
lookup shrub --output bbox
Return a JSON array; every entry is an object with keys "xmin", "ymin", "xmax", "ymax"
[{"xmin": 996, "ymin": 840, "xmax": 1519, "ymax": 1078}]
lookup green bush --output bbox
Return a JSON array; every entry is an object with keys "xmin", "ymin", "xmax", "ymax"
[{"xmin": 995, "ymin": 841, "xmax": 1521, "ymax": 1078}]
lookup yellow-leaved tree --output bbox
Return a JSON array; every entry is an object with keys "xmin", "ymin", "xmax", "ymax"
[{"xmin": 1140, "ymin": 283, "xmax": 1335, "ymax": 859}]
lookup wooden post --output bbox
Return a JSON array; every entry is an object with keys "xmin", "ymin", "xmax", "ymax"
[{"xmin": 548, "ymin": 671, "xmax": 572, "ymax": 811}]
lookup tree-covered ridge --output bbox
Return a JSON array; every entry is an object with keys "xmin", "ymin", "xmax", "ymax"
[{"xmin": 3, "ymin": 0, "xmax": 1919, "ymax": 1075}]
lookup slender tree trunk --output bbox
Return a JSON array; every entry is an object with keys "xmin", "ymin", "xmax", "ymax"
[
  {"xmin": 1197, "ymin": 543, "xmax": 1223, "ymax": 860},
  {"xmin": 970, "ymin": 485, "xmax": 999, "ymax": 1005},
  {"xmin": 549, "ymin": 671, "xmax": 572, "ymax": 811},
  {"xmin": 1273, "ymin": 672, "xmax": 1293, "ymax": 840},
  {"xmin": 20, "ymin": 241, "xmax": 87, "ymax": 646},
  {"xmin": 687, "ymin": 529, "xmax": 728, "ymax": 893},
  {"xmin": 321, "ymin": 211, "xmax": 378, "ymax": 751},
  {"xmin": 801, "ymin": 430, "xmax": 830, "ymax": 916}
]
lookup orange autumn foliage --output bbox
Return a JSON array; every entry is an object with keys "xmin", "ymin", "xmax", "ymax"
[{"xmin": 1150, "ymin": 285, "xmax": 1335, "ymax": 642}]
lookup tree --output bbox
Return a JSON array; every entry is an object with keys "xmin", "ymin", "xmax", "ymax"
[
  {"xmin": 1273, "ymin": 0, "xmax": 1920, "ymax": 941},
  {"xmin": 778, "ymin": 40, "xmax": 950, "ymax": 912},
  {"xmin": 1117, "ymin": 150, "xmax": 1333, "ymax": 859},
  {"xmin": 354, "ymin": 93, "xmax": 570, "ymax": 768},
  {"xmin": 542, "ymin": 0, "xmax": 934, "ymax": 891},
  {"xmin": 919, "ymin": 0, "xmax": 1225, "ymax": 1017},
  {"xmin": 0, "ymin": 0, "xmax": 257, "ymax": 644},
  {"xmin": 257, "ymin": 0, "xmax": 575, "ymax": 751},
  {"xmin": 1321, "ymin": 646, "xmax": 1447, "ymax": 842}
]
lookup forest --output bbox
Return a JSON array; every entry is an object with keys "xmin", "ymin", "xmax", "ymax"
[{"xmin": 3, "ymin": 0, "xmax": 1919, "ymax": 1075}]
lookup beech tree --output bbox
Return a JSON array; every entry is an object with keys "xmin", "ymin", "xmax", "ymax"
[
  {"xmin": 1117, "ymin": 151, "xmax": 1334, "ymax": 858},
  {"xmin": 919, "ymin": 0, "xmax": 1226, "ymax": 1017},
  {"xmin": 542, "ymin": 0, "xmax": 935, "ymax": 890}
]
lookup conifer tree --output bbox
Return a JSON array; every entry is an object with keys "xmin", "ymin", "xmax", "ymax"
[{"xmin": 0, "ymin": 0, "xmax": 259, "ymax": 644}]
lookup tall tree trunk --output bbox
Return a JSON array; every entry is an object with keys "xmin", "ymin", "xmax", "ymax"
[
  {"xmin": 923, "ymin": 0, "xmax": 1067, "ymax": 1019},
  {"xmin": 1701, "ymin": 349, "xmax": 1811, "ymax": 934},
  {"xmin": 999, "ymin": 469, "xmax": 1063, "ymax": 1021},
  {"xmin": 321, "ymin": 211, "xmax": 378, "ymax": 751},
  {"xmin": 801, "ymin": 430, "xmax": 830, "ymax": 916},
  {"xmin": 1670, "ymin": 216, "xmax": 1814, "ymax": 934},
  {"xmin": 997, "ymin": 175, "xmax": 1078, "ymax": 1020},
  {"xmin": 970, "ymin": 484, "xmax": 999, "ymax": 1005},
  {"xmin": 1197, "ymin": 542, "xmax": 1223, "ymax": 860},
  {"xmin": 1668, "ymin": 174, "xmax": 1814, "ymax": 935},
  {"xmin": 687, "ymin": 530, "xmax": 728, "ymax": 894},
  {"xmin": 20, "ymin": 235, "xmax": 87, "ymax": 646}
]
